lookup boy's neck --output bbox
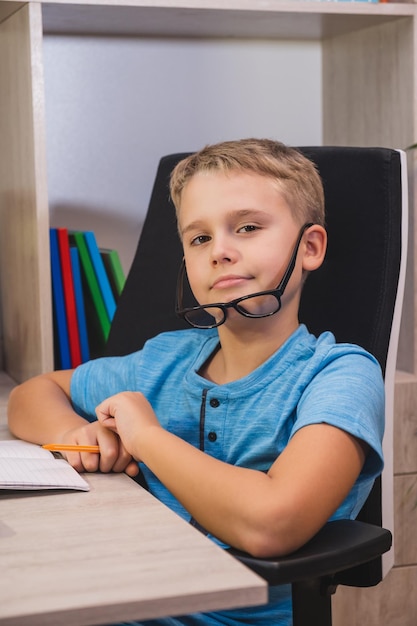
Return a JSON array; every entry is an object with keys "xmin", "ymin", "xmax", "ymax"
[{"xmin": 200, "ymin": 316, "xmax": 300, "ymax": 385}]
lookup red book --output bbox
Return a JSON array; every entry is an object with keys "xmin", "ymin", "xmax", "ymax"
[{"xmin": 56, "ymin": 228, "xmax": 82, "ymax": 368}]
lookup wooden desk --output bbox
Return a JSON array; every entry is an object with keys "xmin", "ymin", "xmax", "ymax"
[{"xmin": 0, "ymin": 374, "xmax": 267, "ymax": 625}]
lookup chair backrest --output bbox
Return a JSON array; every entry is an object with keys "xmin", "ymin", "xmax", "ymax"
[{"xmin": 105, "ymin": 146, "xmax": 407, "ymax": 584}]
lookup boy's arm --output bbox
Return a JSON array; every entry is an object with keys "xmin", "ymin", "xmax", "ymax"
[
  {"xmin": 8, "ymin": 370, "xmax": 83, "ymax": 443},
  {"xmin": 96, "ymin": 391, "xmax": 367, "ymax": 558},
  {"xmin": 7, "ymin": 372, "xmax": 139, "ymax": 476}
]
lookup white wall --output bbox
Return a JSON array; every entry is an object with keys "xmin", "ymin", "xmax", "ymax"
[{"xmin": 43, "ymin": 36, "xmax": 322, "ymax": 273}]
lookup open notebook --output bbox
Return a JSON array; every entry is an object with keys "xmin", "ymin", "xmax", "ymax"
[{"xmin": 0, "ymin": 440, "xmax": 90, "ymax": 491}]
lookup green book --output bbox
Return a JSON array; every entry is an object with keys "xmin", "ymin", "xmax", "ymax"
[
  {"xmin": 69, "ymin": 231, "xmax": 111, "ymax": 355},
  {"xmin": 100, "ymin": 248, "xmax": 126, "ymax": 300}
]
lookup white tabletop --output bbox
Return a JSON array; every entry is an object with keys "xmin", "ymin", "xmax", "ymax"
[{"xmin": 0, "ymin": 373, "xmax": 267, "ymax": 625}]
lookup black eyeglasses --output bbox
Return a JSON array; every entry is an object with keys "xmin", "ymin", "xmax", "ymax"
[{"xmin": 175, "ymin": 222, "xmax": 314, "ymax": 329}]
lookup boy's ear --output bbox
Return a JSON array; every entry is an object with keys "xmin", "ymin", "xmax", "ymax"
[{"xmin": 302, "ymin": 225, "xmax": 327, "ymax": 272}]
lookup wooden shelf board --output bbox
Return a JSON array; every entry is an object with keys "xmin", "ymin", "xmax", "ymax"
[{"xmin": 14, "ymin": 0, "xmax": 417, "ymax": 39}]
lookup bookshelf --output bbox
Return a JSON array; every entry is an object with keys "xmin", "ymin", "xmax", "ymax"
[
  {"xmin": 0, "ymin": 0, "xmax": 415, "ymax": 382},
  {"xmin": 0, "ymin": 2, "xmax": 416, "ymax": 623}
]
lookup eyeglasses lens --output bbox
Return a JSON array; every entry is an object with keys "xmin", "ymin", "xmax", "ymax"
[
  {"xmin": 236, "ymin": 294, "xmax": 280, "ymax": 317},
  {"xmin": 184, "ymin": 307, "xmax": 225, "ymax": 329}
]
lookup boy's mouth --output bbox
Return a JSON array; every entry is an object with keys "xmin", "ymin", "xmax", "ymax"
[{"xmin": 211, "ymin": 275, "xmax": 252, "ymax": 290}]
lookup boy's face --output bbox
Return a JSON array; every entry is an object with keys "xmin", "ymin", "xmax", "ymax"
[{"xmin": 177, "ymin": 170, "xmax": 309, "ymax": 324}]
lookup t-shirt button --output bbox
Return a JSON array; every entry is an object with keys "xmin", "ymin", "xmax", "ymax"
[
  {"xmin": 210, "ymin": 398, "xmax": 220, "ymax": 408},
  {"xmin": 208, "ymin": 431, "xmax": 217, "ymax": 442}
]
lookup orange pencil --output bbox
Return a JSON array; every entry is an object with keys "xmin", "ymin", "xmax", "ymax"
[{"xmin": 42, "ymin": 444, "xmax": 101, "ymax": 453}]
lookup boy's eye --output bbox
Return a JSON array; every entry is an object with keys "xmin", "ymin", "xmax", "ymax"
[
  {"xmin": 190, "ymin": 234, "xmax": 211, "ymax": 246},
  {"xmin": 238, "ymin": 224, "xmax": 259, "ymax": 233}
]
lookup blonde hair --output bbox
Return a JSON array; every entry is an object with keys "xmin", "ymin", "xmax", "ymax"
[{"xmin": 169, "ymin": 138, "xmax": 325, "ymax": 226}]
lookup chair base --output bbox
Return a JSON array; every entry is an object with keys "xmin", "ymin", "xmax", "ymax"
[{"xmin": 292, "ymin": 577, "xmax": 335, "ymax": 626}]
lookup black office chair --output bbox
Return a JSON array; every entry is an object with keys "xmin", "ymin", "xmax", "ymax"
[{"xmin": 105, "ymin": 146, "xmax": 407, "ymax": 626}]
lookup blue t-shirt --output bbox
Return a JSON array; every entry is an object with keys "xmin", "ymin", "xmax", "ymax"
[{"xmin": 70, "ymin": 324, "xmax": 384, "ymax": 626}]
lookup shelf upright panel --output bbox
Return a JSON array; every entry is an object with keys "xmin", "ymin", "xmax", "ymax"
[
  {"xmin": 0, "ymin": 1, "xmax": 53, "ymax": 384},
  {"xmin": 322, "ymin": 12, "xmax": 416, "ymax": 372}
]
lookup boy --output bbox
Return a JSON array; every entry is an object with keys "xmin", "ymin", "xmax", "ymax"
[{"xmin": 8, "ymin": 139, "xmax": 384, "ymax": 626}]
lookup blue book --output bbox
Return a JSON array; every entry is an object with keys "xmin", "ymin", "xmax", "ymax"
[
  {"xmin": 83, "ymin": 231, "xmax": 117, "ymax": 321},
  {"xmin": 50, "ymin": 229, "xmax": 71, "ymax": 369},
  {"xmin": 70, "ymin": 247, "xmax": 90, "ymax": 363}
]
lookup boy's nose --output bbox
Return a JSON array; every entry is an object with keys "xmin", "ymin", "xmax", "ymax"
[
  {"xmin": 210, "ymin": 235, "xmax": 236, "ymax": 265},
  {"xmin": 212, "ymin": 255, "xmax": 232, "ymax": 265}
]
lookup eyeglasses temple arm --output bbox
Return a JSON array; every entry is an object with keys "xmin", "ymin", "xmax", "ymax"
[
  {"xmin": 175, "ymin": 258, "xmax": 186, "ymax": 315},
  {"xmin": 276, "ymin": 222, "xmax": 314, "ymax": 296}
]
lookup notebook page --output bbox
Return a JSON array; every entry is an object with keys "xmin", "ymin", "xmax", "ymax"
[
  {"xmin": 0, "ymin": 440, "xmax": 54, "ymax": 458},
  {"xmin": 0, "ymin": 441, "xmax": 90, "ymax": 491}
]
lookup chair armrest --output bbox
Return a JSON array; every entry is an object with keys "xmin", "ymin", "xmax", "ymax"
[{"xmin": 227, "ymin": 519, "xmax": 392, "ymax": 586}]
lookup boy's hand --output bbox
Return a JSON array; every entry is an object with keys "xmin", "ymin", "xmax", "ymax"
[
  {"xmin": 95, "ymin": 392, "xmax": 161, "ymax": 461},
  {"xmin": 61, "ymin": 420, "xmax": 139, "ymax": 477}
]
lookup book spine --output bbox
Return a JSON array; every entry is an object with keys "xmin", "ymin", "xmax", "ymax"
[
  {"xmin": 84, "ymin": 231, "xmax": 117, "ymax": 321},
  {"xmin": 69, "ymin": 231, "xmax": 111, "ymax": 343},
  {"xmin": 49, "ymin": 229, "xmax": 71, "ymax": 369},
  {"xmin": 100, "ymin": 248, "xmax": 126, "ymax": 300},
  {"xmin": 70, "ymin": 247, "xmax": 90, "ymax": 363},
  {"xmin": 57, "ymin": 228, "xmax": 82, "ymax": 368}
]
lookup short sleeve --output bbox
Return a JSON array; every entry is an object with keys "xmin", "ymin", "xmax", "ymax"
[
  {"xmin": 70, "ymin": 351, "xmax": 142, "ymax": 421},
  {"xmin": 292, "ymin": 349, "xmax": 385, "ymax": 479}
]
